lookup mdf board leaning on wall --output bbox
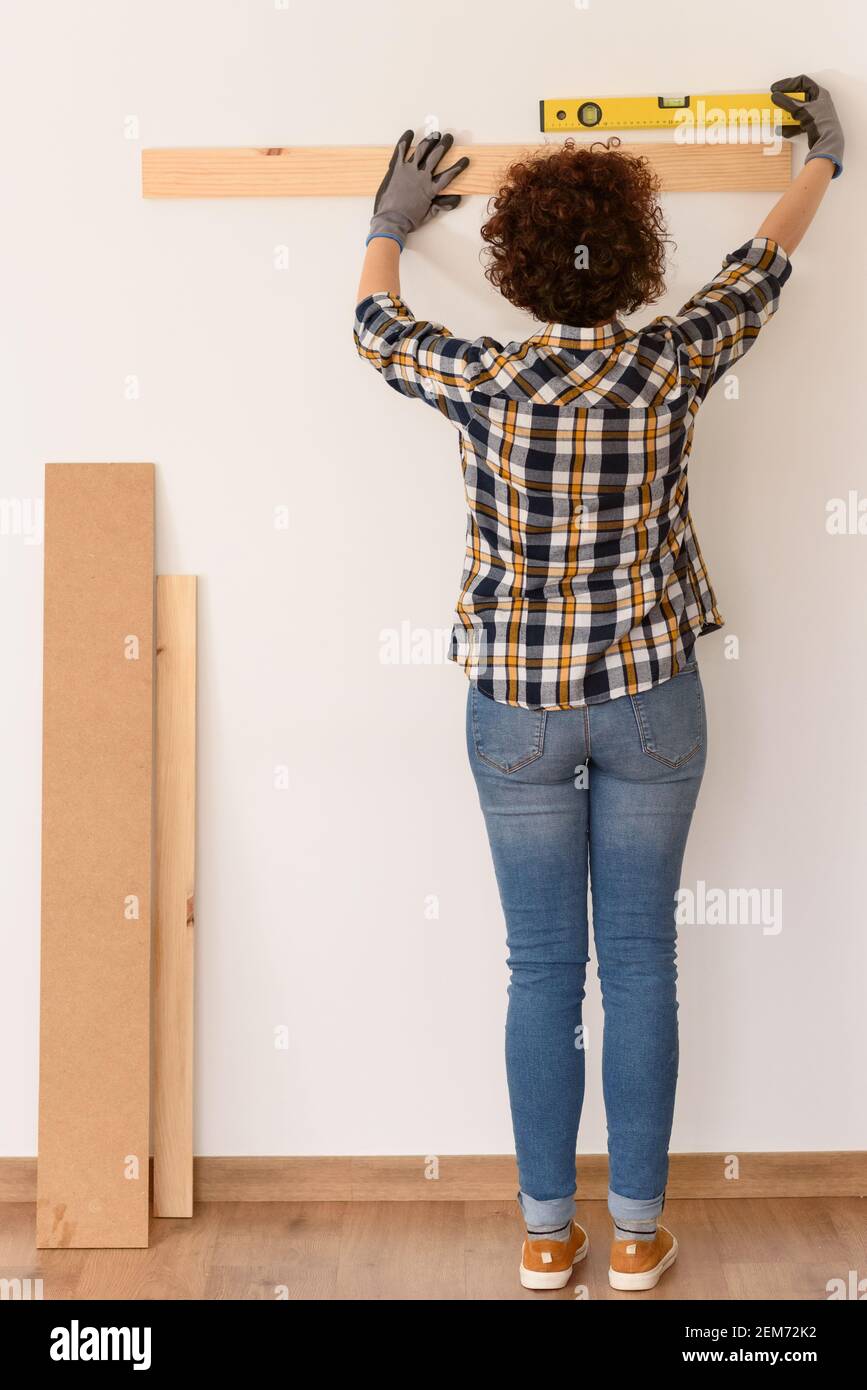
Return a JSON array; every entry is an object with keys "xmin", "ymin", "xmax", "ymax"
[{"xmin": 37, "ymin": 463, "xmax": 154, "ymax": 1249}]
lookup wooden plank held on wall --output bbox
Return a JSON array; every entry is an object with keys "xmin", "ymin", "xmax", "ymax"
[
  {"xmin": 153, "ymin": 577, "xmax": 197, "ymax": 1218},
  {"xmin": 141, "ymin": 141, "xmax": 792, "ymax": 199},
  {"xmin": 37, "ymin": 463, "xmax": 154, "ymax": 1249}
]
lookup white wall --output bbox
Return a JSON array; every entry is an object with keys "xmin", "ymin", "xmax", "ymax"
[{"xmin": 2, "ymin": 0, "xmax": 865, "ymax": 1158}]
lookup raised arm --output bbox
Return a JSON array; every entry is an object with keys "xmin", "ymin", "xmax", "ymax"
[
  {"xmin": 758, "ymin": 76, "xmax": 843, "ymax": 253},
  {"xmin": 353, "ymin": 129, "xmax": 486, "ymax": 423},
  {"xmin": 665, "ymin": 77, "xmax": 843, "ymax": 395},
  {"xmin": 357, "ymin": 234, "xmax": 402, "ymax": 303},
  {"xmin": 355, "ymin": 128, "xmax": 468, "ymax": 304}
]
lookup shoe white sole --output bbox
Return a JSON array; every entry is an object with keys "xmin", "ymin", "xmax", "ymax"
[
  {"xmin": 520, "ymin": 1232, "xmax": 589, "ymax": 1290},
  {"xmin": 608, "ymin": 1230, "xmax": 678, "ymax": 1291}
]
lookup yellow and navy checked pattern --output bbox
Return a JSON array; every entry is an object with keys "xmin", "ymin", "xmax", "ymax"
[{"xmin": 354, "ymin": 237, "xmax": 791, "ymax": 710}]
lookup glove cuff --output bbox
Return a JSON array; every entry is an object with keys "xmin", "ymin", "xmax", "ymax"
[
  {"xmin": 365, "ymin": 231, "xmax": 405, "ymax": 250},
  {"xmin": 368, "ymin": 211, "xmax": 414, "ymax": 245},
  {"xmin": 806, "ymin": 148, "xmax": 843, "ymax": 179}
]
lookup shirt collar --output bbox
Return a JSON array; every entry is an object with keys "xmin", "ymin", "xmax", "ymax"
[{"xmin": 532, "ymin": 319, "xmax": 630, "ymax": 350}]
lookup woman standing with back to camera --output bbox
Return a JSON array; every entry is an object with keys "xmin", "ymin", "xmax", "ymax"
[{"xmin": 353, "ymin": 78, "xmax": 842, "ymax": 1292}]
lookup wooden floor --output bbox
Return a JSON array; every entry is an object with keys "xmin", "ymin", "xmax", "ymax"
[{"xmin": 2, "ymin": 1197, "xmax": 864, "ymax": 1300}]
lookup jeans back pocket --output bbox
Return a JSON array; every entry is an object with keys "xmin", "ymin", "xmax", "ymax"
[
  {"xmin": 629, "ymin": 666, "xmax": 704, "ymax": 769},
  {"xmin": 470, "ymin": 684, "xmax": 547, "ymax": 773}
]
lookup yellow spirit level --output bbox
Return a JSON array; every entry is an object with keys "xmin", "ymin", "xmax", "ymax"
[{"xmin": 540, "ymin": 92, "xmax": 805, "ymax": 132}]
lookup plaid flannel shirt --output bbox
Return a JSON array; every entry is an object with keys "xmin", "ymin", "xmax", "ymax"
[{"xmin": 354, "ymin": 236, "xmax": 791, "ymax": 709}]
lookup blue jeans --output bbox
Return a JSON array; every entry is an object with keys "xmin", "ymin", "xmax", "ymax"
[{"xmin": 466, "ymin": 662, "xmax": 706, "ymax": 1235}]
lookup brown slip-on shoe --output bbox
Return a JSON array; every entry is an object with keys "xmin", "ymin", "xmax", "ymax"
[
  {"xmin": 608, "ymin": 1224, "xmax": 678, "ymax": 1291},
  {"xmin": 520, "ymin": 1220, "xmax": 589, "ymax": 1290}
]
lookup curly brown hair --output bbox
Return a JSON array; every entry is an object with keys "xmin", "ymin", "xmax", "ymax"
[{"xmin": 480, "ymin": 138, "xmax": 671, "ymax": 326}]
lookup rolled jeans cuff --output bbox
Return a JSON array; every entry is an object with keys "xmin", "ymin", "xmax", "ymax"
[
  {"xmin": 518, "ymin": 1189, "xmax": 575, "ymax": 1236},
  {"xmin": 608, "ymin": 1186, "xmax": 665, "ymax": 1225}
]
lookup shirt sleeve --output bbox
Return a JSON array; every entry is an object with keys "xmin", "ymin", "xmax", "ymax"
[
  {"xmin": 668, "ymin": 236, "xmax": 792, "ymax": 397},
  {"xmin": 353, "ymin": 292, "xmax": 482, "ymax": 427}
]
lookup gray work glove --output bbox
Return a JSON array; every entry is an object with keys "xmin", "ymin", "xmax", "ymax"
[
  {"xmin": 771, "ymin": 75, "xmax": 844, "ymax": 178},
  {"xmin": 367, "ymin": 129, "xmax": 469, "ymax": 248}
]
